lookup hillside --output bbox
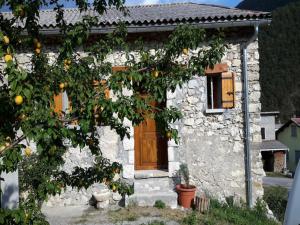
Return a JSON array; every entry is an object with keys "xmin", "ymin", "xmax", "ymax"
[
  {"xmin": 237, "ymin": 0, "xmax": 300, "ymax": 122},
  {"xmin": 236, "ymin": 0, "xmax": 298, "ymax": 11}
]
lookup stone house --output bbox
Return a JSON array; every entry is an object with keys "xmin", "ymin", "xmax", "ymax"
[
  {"xmin": 277, "ymin": 118, "xmax": 300, "ymax": 173},
  {"xmin": 0, "ymin": 3, "xmax": 271, "ymax": 209},
  {"xmin": 260, "ymin": 112, "xmax": 288, "ymax": 173}
]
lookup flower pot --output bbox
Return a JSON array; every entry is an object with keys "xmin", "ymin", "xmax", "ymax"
[{"xmin": 176, "ymin": 184, "xmax": 196, "ymax": 208}]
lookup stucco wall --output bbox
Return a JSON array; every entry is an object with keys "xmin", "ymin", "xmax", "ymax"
[
  {"xmin": 261, "ymin": 115, "xmax": 276, "ymax": 140},
  {"xmin": 0, "ymin": 35, "xmax": 264, "ymax": 207},
  {"xmin": 278, "ymin": 124, "xmax": 300, "ymax": 172}
]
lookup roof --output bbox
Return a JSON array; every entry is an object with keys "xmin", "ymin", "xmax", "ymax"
[
  {"xmin": 260, "ymin": 140, "xmax": 289, "ymax": 151},
  {"xmin": 276, "ymin": 118, "xmax": 300, "ymax": 134},
  {"xmin": 1, "ymin": 3, "xmax": 271, "ymax": 33}
]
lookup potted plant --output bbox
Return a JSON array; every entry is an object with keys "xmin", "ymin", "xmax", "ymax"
[{"xmin": 176, "ymin": 164, "xmax": 196, "ymax": 208}]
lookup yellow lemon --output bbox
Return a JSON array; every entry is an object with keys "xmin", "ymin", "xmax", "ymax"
[
  {"xmin": 152, "ymin": 70, "xmax": 159, "ymax": 78},
  {"xmin": 182, "ymin": 48, "xmax": 189, "ymax": 55},
  {"xmin": 59, "ymin": 83, "xmax": 65, "ymax": 89},
  {"xmin": 15, "ymin": 95, "xmax": 23, "ymax": 105},
  {"xmin": 0, "ymin": 145, "xmax": 5, "ymax": 152},
  {"xmin": 112, "ymin": 185, "xmax": 117, "ymax": 192},
  {"xmin": 35, "ymin": 48, "xmax": 41, "ymax": 54},
  {"xmin": 166, "ymin": 131, "xmax": 172, "ymax": 139},
  {"xmin": 3, "ymin": 36, "xmax": 9, "ymax": 45},
  {"xmin": 35, "ymin": 42, "xmax": 42, "ymax": 49},
  {"xmin": 25, "ymin": 147, "xmax": 32, "ymax": 157},
  {"xmin": 4, "ymin": 54, "xmax": 13, "ymax": 63}
]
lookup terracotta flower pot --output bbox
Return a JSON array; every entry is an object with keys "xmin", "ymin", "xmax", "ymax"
[{"xmin": 176, "ymin": 184, "xmax": 196, "ymax": 208}]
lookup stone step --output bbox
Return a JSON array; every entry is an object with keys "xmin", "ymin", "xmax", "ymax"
[
  {"xmin": 134, "ymin": 177, "xmax": 174, "ymax": 192},
  {"xmin": 126, "ymin": 191, "xmax": 178, "ymax": 209}
]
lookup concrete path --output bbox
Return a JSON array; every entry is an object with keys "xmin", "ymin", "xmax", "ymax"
[
  {"xmin": 41, "ymin": 205, "xmax": 180, "ymax": 225},
  {"xmin": 263, "ymin": 176, "xmax": 294, "ymax": 189}
]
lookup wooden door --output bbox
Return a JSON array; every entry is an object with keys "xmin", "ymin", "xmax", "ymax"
[{"xmin": 134, "ymin": 104, "xmax": 168, "ymax": 170}]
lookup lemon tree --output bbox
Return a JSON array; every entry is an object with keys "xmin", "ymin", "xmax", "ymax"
[{"xmin": 0, "ymin": 0, "xmax": 225, "ymax": 223}]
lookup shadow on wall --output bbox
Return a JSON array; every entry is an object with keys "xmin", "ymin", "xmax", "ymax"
[{"xmin": 0, "ymin": 172, "xmax": 19, "ymax": 209}]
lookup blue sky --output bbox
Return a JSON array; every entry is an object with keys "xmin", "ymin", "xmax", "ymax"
[
  {"xmin": 1, "ymin": 0, "xmax": 242, "ymax": 11},
  {"xmin": 125, "ymin": 0, "xmax": 242, "ymax": 7}
]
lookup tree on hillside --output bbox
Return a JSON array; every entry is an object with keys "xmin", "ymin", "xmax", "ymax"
[
  {"xmin": 0, "ymin": 0, "xmax": 225, "ymax": 223},
  {"xmin": 259, "ymin": 1, "xmax": 300, "ymax": 121},
  {"xmin": 236, "ymin": 0, "xmax": 298, "ymax": 11}
]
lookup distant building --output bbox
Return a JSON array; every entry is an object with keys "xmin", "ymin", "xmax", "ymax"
[
  {"xmin": 277, "ymin": 118, "xmax": 300, "ymax": 173},
  {"xmin": 260, "ymin": 112, "xmax": 288, "ymax": 172}
]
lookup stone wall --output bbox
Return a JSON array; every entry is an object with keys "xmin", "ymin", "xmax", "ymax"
[
  {"xmin": 0, "ymin": 35, "xmax": 264, "ymax": 207},
  {"xmin": 166, "ymin": 39, "xmax": 264, "ymax": 203}
]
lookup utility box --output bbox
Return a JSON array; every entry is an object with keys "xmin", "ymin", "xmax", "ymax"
[{"xmin": 284, "ymin": 161, "xmax": 300, "ymax": 225}]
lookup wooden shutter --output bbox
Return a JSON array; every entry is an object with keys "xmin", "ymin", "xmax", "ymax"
[
  {"xmin": 53, "ymin": 92, "xmax": 63, "ymax": 115},
  {"xmin": 221, "ymin": 72, "xmax": 235, "ymax": 109},
  {"xmin": 93, "ymin": 80, "xmax": 110, "ymax": 99}
]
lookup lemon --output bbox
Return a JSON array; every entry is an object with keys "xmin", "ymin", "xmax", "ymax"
[
  {"xmin": 4, "ymin": 54, "xmax": 13, "ymax": 63},
  {"xmin": 182, "ymin": 48, "xmax": 189, "ymax": 55},
  {"xmin": 3, "ymin": 36, "xmax": 9, "ymax": 45},
  {"xmin": 59, "ymin": 83, "xmax": 65, "ymax": 89},
  {"xmin": 35, "ymin": 42, "xmax": 42, "ymax": 49},
  {"xmin": 35, "ymin": 48, "xmax": 41, "ymax": 54},
  {"xmin": 25, "ymin": 147, "xmax": 32, "ymax": 157},
  {"xmin": 15, "ymin": 95, "xmax": 23, "ymax": 105},
  {"xmin": 152, "ymin": 70, "xmax": 159, "ymax": 78},
  {"xmin": 166, "ymin": 131, "xmax": 172, "ymax": 139}
]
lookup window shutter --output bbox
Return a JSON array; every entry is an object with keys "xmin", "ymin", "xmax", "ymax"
[
  {"xmin": 53, "ymin": 92, "xmax": 63, "ymax": 115},
  {"xmin": 93, "ymin": 80, "xmax": 110, "ymax": 99},
  {"xmin": 221, "ymin": 72, "xmax": 235, "ymax": 109}
]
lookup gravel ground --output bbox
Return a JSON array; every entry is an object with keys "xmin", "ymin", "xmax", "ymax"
[{"xmin": 41, "ymin": 205, "xmax": 181, "ymax": 225}]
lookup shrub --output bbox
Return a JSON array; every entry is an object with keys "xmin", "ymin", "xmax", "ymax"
[
  {"xmin": 263, "ymin": 186, "xmax": 288, "ymax": 221},
  {"xmin": 154, "ymin": 200, "xmax": 166, "ymax": 209},
  {"xmin": 182, "ymin": 212, "xmax": 199, "ymax": 225}
]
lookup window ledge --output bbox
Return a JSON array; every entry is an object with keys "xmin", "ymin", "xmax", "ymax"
[{"xmin": 205, "ymin": 108, "xmax": 226, "ymax": 114}]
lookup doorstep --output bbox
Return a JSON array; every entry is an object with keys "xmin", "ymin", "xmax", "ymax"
[{"xmin": 134, "ymin": 170, "xmax": 169, "ymax": 179}]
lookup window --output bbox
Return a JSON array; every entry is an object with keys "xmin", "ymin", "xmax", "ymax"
[
  {"xmin": 206, "ymin": 70, "xmax": 235, "ymax": 110},
  {"xmin": 291, "ymin": 125, "xmax": 297, "ymax": 137},
  {"xmin": 261, "ymin": 127, "xmax": 266, "ymax": 140}
]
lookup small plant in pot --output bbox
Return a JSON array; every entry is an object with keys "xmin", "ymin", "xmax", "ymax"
[{"xmin": 176, "ymin": 163, "xmax": 196, "ymax": 208}]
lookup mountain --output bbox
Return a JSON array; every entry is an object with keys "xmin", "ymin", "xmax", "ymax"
[
  {"xmin": 236, "ymin": 0, "xmax": 298, "ymax": 11},
  {"xmin": 237, "ymin": 0, "xmax": 300, "ymax": 122}
]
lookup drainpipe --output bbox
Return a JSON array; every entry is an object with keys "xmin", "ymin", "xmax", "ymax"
[{"xmin": 241, "ymin": 24, "xmax": 259, "ymax": 208}]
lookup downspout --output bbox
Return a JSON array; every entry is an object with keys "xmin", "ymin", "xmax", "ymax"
[{"xmin": 241, "ymin": 24, "xmax": 259, "ymax": 208}]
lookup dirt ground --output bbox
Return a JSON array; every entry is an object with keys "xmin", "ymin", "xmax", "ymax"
[{"xmin": 42, "ymin": 205, "xmax": 187, "ymax": 225}]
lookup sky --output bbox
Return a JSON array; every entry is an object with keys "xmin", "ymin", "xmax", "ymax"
[
  {"xmin": 1, "ymin": 0, "xmax": 243, "ymax": 11},
  {"xmin": 125, "ymin": 0, "xmax": 242, "ymax": 7}
]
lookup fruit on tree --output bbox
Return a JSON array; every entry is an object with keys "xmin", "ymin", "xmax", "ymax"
[
  {"xmin": 25, "ymin": 147, "xmax": 32, "ymax": 157},
  {"xmin": 15, "ymin": 95, "xmax": 23, "ymax": 105},
  {"xmin": 3, "ymin": 36, "xmax": 9, "ymax": 45},
  {"xmin": 4, "ymin": 54, "xmax": 13, "ymax": 63}
]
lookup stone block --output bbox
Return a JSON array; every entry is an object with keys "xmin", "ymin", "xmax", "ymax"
[
  {"xmin": 123, "ymin": 137, "xmax": 134, "ymax": 151},
  {"xmin": 169, "ymin": 162, "xmax": 180, "ymax": 177},
  {"xmin": 128, "ymin": 150, "xmax": 134, "ymax": 164},
  {"xmin": 112, "ymin": 193, "xmax": 122, "ymax": 201},
  {"xmin": 96, "ymin": 200, "xmax": 109, "ymax": 209},
  {"xmin": 122, "ymin": 164, "xmax": 134, "ymax": 179},
  {"xmin": 188, "ymin": 80, "xmax": 198, "ymax": 89},
  {"xmin": 92, "ymin": 191, "xmax": 111, "ymax": 202}
]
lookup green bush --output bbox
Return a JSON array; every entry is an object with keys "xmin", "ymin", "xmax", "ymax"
[
  {"xmin": 263, "ymin": 186, "xmax": 288, "ymax": 222},
  {"xmin": 154, "ymin": 200, "xmax": 166, "ymax": 209},
  {"xmin": 182, "ymin": 212, "xmax": 199, "ymax": 225}
]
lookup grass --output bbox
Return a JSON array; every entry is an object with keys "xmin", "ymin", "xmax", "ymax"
[
  {"xmin": 109, "ymin": 199, "xmax": 280, "ymax": 225},
  {"xmin": 263, "ymin": 186, "xmax": 288, "ymax": 222}
]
